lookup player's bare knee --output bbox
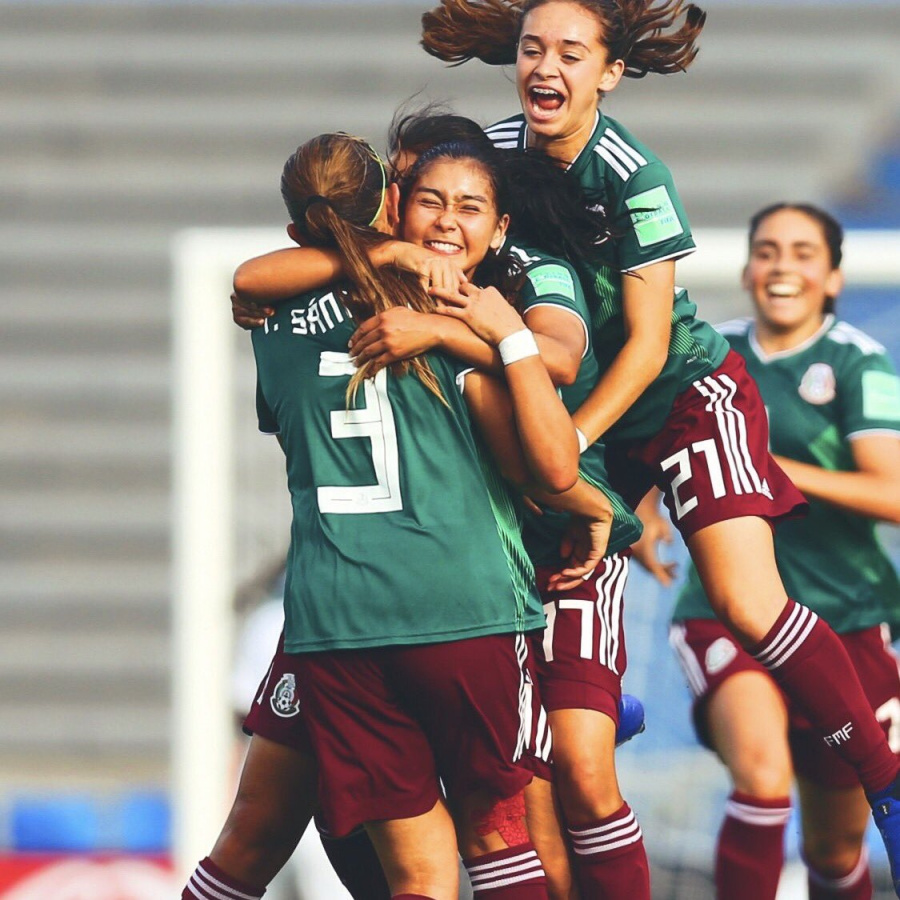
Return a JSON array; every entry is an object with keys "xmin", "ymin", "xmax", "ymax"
[
  {"xmin": 730, "ymin": 752, "xmax": 792, "ymax": 799},
  {"xmin": 803, "ymin": 831, "xmax": 867, "ymax": 879},
  {"xmin": 553, "ymin": 748, "xmax": 622, "ymax": 820},
  {"xmin": 709, "ymin": 590, "xmax": 790, "ymax": 647},
  {"xmin": 214, "ymin": 791, "xmax": 302, "ymax": 866}
]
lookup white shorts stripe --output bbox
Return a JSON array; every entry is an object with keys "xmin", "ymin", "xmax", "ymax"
[
  {"xmin": 716, "ymin": 373, "xmax": 765, "ymax": 494},
  {"xmin": 694, "ymin": 373, "xmax": 766, "ymax": 498},
  {"xmin": 537, "ymin": 700, "xmax": 552, "ymax": 761},
  {"xmin": 693, "ymin": 378, "xmax": 745, "ymax": 494},
  {"xmin": 668, "ymin": 623, "xmax": 708, "ymax": 697},
  {"xmin": 595, "ymin": 558, "xmax": 613, "ymax": 670},
  {"xmin": 695, "ymin": 376, "xmax": 751, "ymax": 495},
  {"xmin": 597, "ymin": 553, "xmax": 628, "ymax": 676},
  {"xmin": 515, "ymin": 633, "xmax": 529, "ymax": 761}
]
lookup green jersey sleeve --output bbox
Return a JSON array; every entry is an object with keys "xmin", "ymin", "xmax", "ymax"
[
  {"xmin": 840, "ymin": 351, "xmax": 900, "ymax": 438},
  {"xmin": 614, "ymin": 160, "xmax": 696, "ymax": 272},
  {"xmin": 521, "ymin": 260, "xmax": 589, "ymax": 348}
]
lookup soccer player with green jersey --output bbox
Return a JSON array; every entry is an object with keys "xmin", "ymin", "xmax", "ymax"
[
  {"xmin": 419, "ymin": 3, "xmax": 900, "ymax": 890},
  {"xmin": 668, "ymin": 204, "xmax": 900, "ymax": 900},
  {"xmin": 184, "ymin": 131, "xmax": 635, "ymax": 900},
  {"xmin": 230, "ymin": 134, "xmax": 649, "ymax": 899}
]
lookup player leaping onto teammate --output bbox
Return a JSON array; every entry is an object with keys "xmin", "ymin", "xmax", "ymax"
[{"xmin": 417, "ymin": 1, "xmax": 900, "ymax": 893}]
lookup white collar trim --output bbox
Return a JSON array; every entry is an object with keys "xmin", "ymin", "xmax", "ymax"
[{"xmin": 749, "ymin": 314, "xmax": 835, "ymax": 362}]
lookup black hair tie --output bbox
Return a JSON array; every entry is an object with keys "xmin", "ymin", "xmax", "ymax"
[{"xmin": 302, "ymin": 195, "xmax": 331, "ymax": 217}]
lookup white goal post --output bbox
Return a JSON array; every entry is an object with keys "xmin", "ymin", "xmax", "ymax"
[{"xmin": 170, "ymin": 227, "xmax": 900, "ymax": 877}]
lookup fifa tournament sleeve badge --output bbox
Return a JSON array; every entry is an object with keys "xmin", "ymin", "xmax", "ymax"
[{"xmin": 625, "ymin": 186, "xmax": 684, "ymax": 247}]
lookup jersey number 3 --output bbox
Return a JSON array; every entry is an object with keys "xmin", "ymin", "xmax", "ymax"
[{"xmin": 317, "ymin": 352, "xmax": 403, "ymax": 514}]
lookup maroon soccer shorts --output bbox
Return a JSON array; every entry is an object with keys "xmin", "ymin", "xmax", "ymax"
[
  {"xmin": 243, "ymin": 630, "xmax": 314, "ymax": 755},
  {"xmin": 606, "ymin": 351, "xmax": 807, "ymax": 538},
  {"xmin": 290, "ymin": 633, "xmax": 534, "ymax": 837},
  {"xmin": 531, "ymin": 552, "xmax": 631, "ymax": 722},
  {"xmin": 671, "ymin": 618, "xmax": 900, "ymax": 788}
]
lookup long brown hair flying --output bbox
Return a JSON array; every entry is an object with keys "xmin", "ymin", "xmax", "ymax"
[
  {"xmin": 281, "ymin": 133, "xmax": 447, "ymax": 406},
  {"xmin": 421, "ymin": 0, "xmax": 705, "ymax": 78}
]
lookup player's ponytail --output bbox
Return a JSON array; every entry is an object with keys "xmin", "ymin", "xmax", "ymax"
[
  {"xmin": 421, "ymin": 0, "xmax": 521, "ymax": 66},
  {"xmin": 613, "ymin": 0, "xmax": 705, "ymax": 78},
  {"xmin": 420, "ymin": 0, "xmax": 705, "ymax": 78},
  {"xmin": 281, "ymin": 134, "xmax": 447, "ymax": 406}
]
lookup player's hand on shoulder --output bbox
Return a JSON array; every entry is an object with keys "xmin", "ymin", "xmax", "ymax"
[
  {"xmin": 349, "ymin": 307, "xmax": 438, "ymax": 372},
  {"xmin": 231, "ymin": 292, "xmax": 274, "ymax": 330}
]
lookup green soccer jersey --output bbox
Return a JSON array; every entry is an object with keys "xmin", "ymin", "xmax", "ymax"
[
  {"xmin": 507, "ymin": 243, "xmax": 643, "ymax": 566},
  {"xmin": 252, "ymin": 286, "xmax": 545, "ymax": 653},
  {"xmin": 673, "ymin": 315, "xmax": 900, "ymax": 633},
  {"xmin": 487, "ymin": 113, "xmax": 729, "ymax": 440}
]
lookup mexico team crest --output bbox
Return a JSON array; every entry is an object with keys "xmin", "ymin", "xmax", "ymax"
[
  {"xmin": 270, "ymin": 672, "xmax": 300, "ymax": 718},
  {"xmin": 799, "ymin": 363, "xmax": 836, "ymax": 405}
]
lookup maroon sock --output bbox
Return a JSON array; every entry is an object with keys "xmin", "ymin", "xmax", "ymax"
[
  {"xmin": 807, "ymin": 850, "xmax": 872, "ymax": 899},
  {"xmin": 319, "ymin": 826, "xmax": 391, "ymax": 900},
  {"xmin": 567, "ymin": 802, "xmax": 650, "ymax": 899},
  {"xmin": 463, "ymin": 843, "xmax": 548, "ymax": 897},
  {"xmin": 182, "ymin": 857, "xmax": 265, "ymax": 899},
  {"xmin": 715, "ymin": 792, "xmax": 789, "ymax": 900},
  {"xmin": 752, "ymin": 599, "xmax": 899, "ymax": 794}
]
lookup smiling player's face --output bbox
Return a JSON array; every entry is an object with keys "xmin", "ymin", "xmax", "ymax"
[
  {"xmin": 744, "ymin": 208, "xmax": 844, "ymax": 337},
  {"xmin": 516, "ymin": 1, "xmax": 623, "ymax": 160},
  {"xmin": 401, "ymin": 159, "xmax": 509, "ymax": 279}
]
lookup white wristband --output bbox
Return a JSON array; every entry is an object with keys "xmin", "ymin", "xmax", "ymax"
[
  {"xmin": 498, "ymin": 328, "xmax": 539, "ymax": 366},
  {"xmin": 575, "ymin": 427, "xmax": 589, "ymax": 454}
]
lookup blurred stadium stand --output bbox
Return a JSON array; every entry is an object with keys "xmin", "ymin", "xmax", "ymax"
[{"xmin": 1, "ymin": 1, "xmax": 899, "ymax": 889}]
